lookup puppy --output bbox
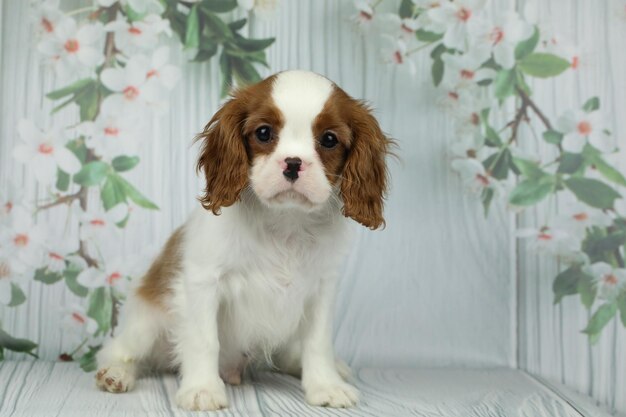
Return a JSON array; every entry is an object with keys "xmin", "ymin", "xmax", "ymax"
[{"xmin": 95, "ymin": 70, "xmax": 391, "ymax": 411}]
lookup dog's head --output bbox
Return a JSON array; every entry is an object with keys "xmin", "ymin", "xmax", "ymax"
[{"xmin": 196, "ymin": 70, "xmax": 391, "ymax": 229}]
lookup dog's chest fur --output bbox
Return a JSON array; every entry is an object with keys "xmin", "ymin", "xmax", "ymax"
[{"xmin": 183, "ymin": 205, "xmax": 350, "ymax": 354}]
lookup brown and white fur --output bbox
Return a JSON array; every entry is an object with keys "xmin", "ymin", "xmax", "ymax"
[{"xmin": 95, "ymin": 70, "xmax": 391, "ymax": 411}]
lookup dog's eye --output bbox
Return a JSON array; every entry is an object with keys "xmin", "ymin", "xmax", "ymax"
[
  {"xmin": 320, "ymin": 132, "xmax": 338, "ymax": 149},
  {"xmin": 255, "ymin": 125, "xmax": 272, "ymax": 142}
]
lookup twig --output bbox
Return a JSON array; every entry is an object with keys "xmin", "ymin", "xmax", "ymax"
[
  {"xmin": 517, "ymin": 87, "xmax": 553, "ymax": 131},
  {"xmin": 508, "ymin": 97, "xmax": 529, "ymax": 144},
  {"xmin": 36, "ymin": 191, "xmax": 81, "ymax": 211}
]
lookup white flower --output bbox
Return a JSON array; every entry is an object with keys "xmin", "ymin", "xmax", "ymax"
[
  {"xmin": 12, "ymin": 120, "xmax": 81, "ymax": 185},
  {"xmin": 37, "ymin": 18, "xmax": 104, "ymax": 79},
  {"xmin": 468, "ymin": 11, "xmax": 533, "ymax": 69},
  {"xmin": 412, "ymin": 0, "xmax": 446, "ymax": 33},
  {"xmin": 588, "ymin": 262, "xmax": 626, "ymax": 301},
  {"xmin": 44, "ymin": 239, "xmax": 79, "ymax": 273},
  {"xmin": 0, "ymin": 207, "xmax": 46, "ymax": 268},
  {"xmin": 352, "ymin": 0, "xmax": 376, "ymax": 31},
  {"xmin": 450, "ymin": 133, "xmax": 485, "ymax": 159},
  {"xmin": 381, "ymin": 36, "xmax": 416, "ymax": 75},
  {"xmin": 104, "ymin": 13, "xmax": 171, "ymax": 55},
  {"xmin": 451, "ymin": 157, "xmax": 499, "ymax": 194},
  {"xmin": 376, "ymin": 13, "xmax": 421, "ymax": 40},
  {"xmin": 239, "ymin": 0, "xmax": 278, "ymax": 18},
  {"xmin": 78, "ymin": 204, "xmax": 128, "ymax": 242},
  {"xmin": 144, "ymin": 47, "xmax": 181, "ymax": 90},
  {"xmin": 77, "ymin": 106, "xmax": 139, "ymax": 160},
  {"xmin": 543, "ymin": 32, "xmax": 581, "ymax": 71},
  {"xmin": 100, "ymin": 55, "xmax": 166, "ymax": 115},
  {"xmin": 62, "ymin": 304, "xmax": 98, "ymax": 335},
  {"xmin": 517, "ymin": 225, "xmax": 583, "ymax": 262},
  {"xmin": 0, "ymin": 256, "xmax": 28, "ymax": 305},
  {"xmin": 32, "ymin": 0, "xmax": 64, "ymax": 39},
  {"xmin": 556, "ymin": 109, "xmax": 613, "ymax": 153},
  {"xmin": 77, "ymin": 259, "xmax": 129, "ymax": 292},
  {"xmin": 427, "ymin": 0, "xmax": 487, "ymax": 51},
  {"xmin": 443, "ymin": 87, "xmax": 492, "ymax": 135},
  {"xmin": 554, "ymin": 205, "xmax": 613, "ymax": 239},
  {"xmin": 0, "ymin": 183, "xmax": 23, "ymax": 223},
  {"xmin": 442, "ymin": 50, "xmax": 495, "ymax": 88}
]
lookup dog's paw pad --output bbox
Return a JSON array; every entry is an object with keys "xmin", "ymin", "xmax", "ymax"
[
  {"xmin": 95, "ymin": 366, "xmax": 135, "ymax": 393},
  {"xmin": 175, "ymin": 385, "xmax": 229, "ymax": 411},
  {"xmin": 305, "ymin": 382, "xmax": 359, "ymax": 408}
]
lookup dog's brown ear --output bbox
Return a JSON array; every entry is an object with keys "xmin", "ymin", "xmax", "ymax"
[
  {"xmin": 196, "ymin": 94, "xmax": 249, "ymax": 214},
  {"xmin": 341, "ymin": 100, "xmax": 392, "ymax": 229}
]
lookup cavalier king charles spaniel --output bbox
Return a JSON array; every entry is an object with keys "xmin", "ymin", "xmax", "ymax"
[{"xmin": 95, "ymin": 70, "xmax": 391, "ymax": 411}]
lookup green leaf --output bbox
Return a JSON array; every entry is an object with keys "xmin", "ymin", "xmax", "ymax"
[
  {"xmin": 519, "ymin": 53, "xmax": 571, "ymax": 78},
  {"xmin": 583, "ymin": 231, "xmax": 626, "ymax": 262},
  {"xmin": 557, "ymin": 152, "xmax": 584, "ymax": 174},
  {"xmin": 64, "ymin": 266, "xmax": 88, "ymax": 298},
  {"xmin": 8, "ymin": 283, "xmax": 26, "ymax": 307},
  {"xmin": 431, "ymin": 58, "xmax": 444, "ymax": 87},
  {"xmin": 75, "ymin": 83, "xmax": 100, "ymax": 121},
  {"xmin": 219, "ymin": 51, "xmax": 233, "ymax": 98},
  {"xmin": 483, "ymin": 149, "xmax": 511, "ymax": 180},
  {"xmin": 565, "ymin": 177, "xmax": 621, "ymax": 209},
  {"xmin": 583, "ymin": 303, "xmax": 617, "ymax": 342},
  {"xmin": 509, "ymin": 176, "xmax": 556, "ymax": 206},
  {"xmin": 112, "ymin": 156, "xmax": 139, "ymax": 172},
  {"xmin": 513, "ymin": 158, "xmax": 545, "ymax": 180},
  {"xmin": 202, "ymin": 0, "xmax": 238, "ymax": 13},
  {"xmin": 56, "ymin": 169, "xmax": 70, "ymax": 192},
  {"xmin": 416, "ymin": 29, "xmax": 443, "ymax": 42},
  {"xmin": 34, "ymin": 268, "xmax": 63, "ymax": 285},
  {"xmin": 515, "ymin": 27, "xmax": 539, "ymax": 60},
  {"xmin": 46, "ymin": 78, "xmax": 94, "ymax": 100},
  {"xmin": 0, "ymin": 328, "xmax": 38, "ymax": 358},
  {"xmin": 0, "ymin": 347, "xmax": 4, "ymax": 361},
  {"xmin": 74, "ymin": 161, "xmax": 109, "ymax": 186},
  {"xmin": 583, "ymin": 150, "xmax": 626, "ymax": 187},
  {"xmin": 577, "ymin": 274, "xmax": 597, "ymax": 309},
  {"xmin": 481, "ymin": 187, "xmax": 494, "ymax": 216},
  {"xmin": 79, "ymin": 345, "xmax": 101, "ymax": 372},
  {"xmin": 553, "ymin": 266, "xmax": 585, "ymax": 304},
  {"xmin": 87, "ymin": 287, "xmax": 113, "ymax": 336},
  {"xmin": 543, "ymin": 130, "xmax": 563, "ymax": 145},
  {"xmin": 185, "ymin": 4, "xmax": 200, "ymax": 49},
  {"xmin": 202, "ymin": 9, "xmax": 233, "ymax": 41},
  {"xmin": 484, "ymin": 125, "xmax": 502, "ymax": 147},
  {"xmin": 515, "ymin": 68, "xmax": 532, "ymax": 96},
  {"xmin": 494, "ymin": 69, "xmax": 516, "ymax": 101},
  {"xmin": 228, "ymin": 18, "xmax": 247, "ymax": 31},
  {"xmin": 115, "ymin": 174, "xmax": 159, "ymax": 209},
  {"xmin": 398, "ymin": 0, "xmax": 414, "ymax": 18},
  {"xmin": 231, "ymin": 57, "xmax": 261, "ymax": 86},
  {"xmin": 193, "ymin": 44, "xmax": 219, "ymax": 62},
  {"xmin": 233, "ymin": 36, "xmax": 275, "ymax": 52},
  {"xmin": 67, "ymin": 139, "xmax": 88, "ymax": 164},
  {"xmin": 583, "ymin": 97, "xmax": 600, "ymax": 113},
  {"xmin": 430, "ymin": 43, "xmax": 447, "ymax": 60},
  {"xmin": 618, "ymin": 294, "xmax": 626, "ymax": 327},
  {"xmin": 101, "ymin": 175, "xmax": 127, "ymax": 210}
]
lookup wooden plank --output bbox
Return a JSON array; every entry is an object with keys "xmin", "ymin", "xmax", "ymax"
[{"xmin": 0, "ymin": 363, "xmax": 615, "ymax": 417}]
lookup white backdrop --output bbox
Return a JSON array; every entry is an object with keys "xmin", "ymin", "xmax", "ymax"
[{"xmin": 0, "ymin": 0, "xmax": 624, "ymax": 414}]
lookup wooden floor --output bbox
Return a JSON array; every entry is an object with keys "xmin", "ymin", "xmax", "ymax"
[{"xmin": 0, "ymin": 362, "xmax": 614, "ymax": 417}]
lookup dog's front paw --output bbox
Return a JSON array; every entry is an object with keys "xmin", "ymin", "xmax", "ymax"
[
  {"xmin": 304, "ymin": 381, "xmax": 359, "ymax": 408},
  {"xmin": 95, "ymin": 365, "xmax": 135, "ymax": 393},
  {"xmin": 175, "ymin": 383, "xmax": 229, "ymax": 411}
]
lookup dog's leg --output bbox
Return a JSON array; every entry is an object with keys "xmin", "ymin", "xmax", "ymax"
[
  {"xmin": 300, "ymin": 277, "xmax": 359, "ymax": 408},
  {"xmin": 95, "ymin": 295, "xmax": 164, "ymax": 393},
  {"xmin": 173, "ymin": 266, "xmax": 227, "ymax": 411}
]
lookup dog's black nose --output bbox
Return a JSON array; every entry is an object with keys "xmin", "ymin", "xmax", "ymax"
[{"xmin": 283, "ymin": 157, "xmax": 302, "ymax": 182}]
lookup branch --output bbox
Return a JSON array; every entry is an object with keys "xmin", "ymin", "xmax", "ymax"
[
  {"xmin": 36, "ymin": 191, "xmax": 81, "ymax": 211},
  {"xmin": 517, "ymin": 87, "xmax": 553, "ymax": 131},
  {"xmin": 508, "ymin": 97, "xmax": 528, "ymax": 144}
]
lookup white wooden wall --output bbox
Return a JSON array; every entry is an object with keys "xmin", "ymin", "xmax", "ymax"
[
  {"xmin": 0, "ymin": 0, "xmax": 624, "ymax": 413},
  {"xmin": 517, "ymin": 1, "xmax": 626, "ymax": 414}
]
